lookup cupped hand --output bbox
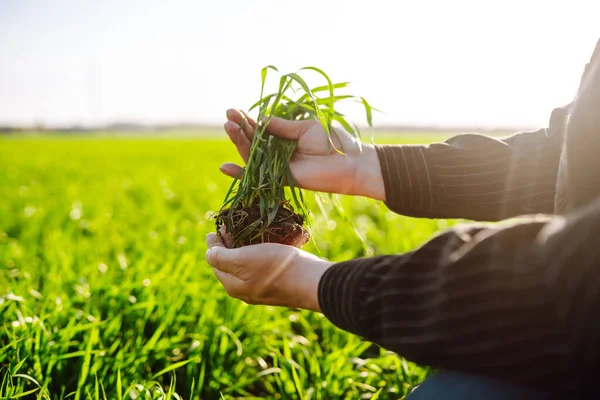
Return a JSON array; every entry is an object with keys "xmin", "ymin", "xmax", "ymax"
[
  {"xmin": 205, "ymin": 232, "xmax": 333, "ymax": 311},
  {"xmin": 220, "ymin": 109, "xmax": 385, "ymax": 201}
]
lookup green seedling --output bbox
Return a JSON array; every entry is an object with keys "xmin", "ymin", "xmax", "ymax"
[{"xmin": 216, "ymin": 65, "xmax": 375, "ymax": 248}]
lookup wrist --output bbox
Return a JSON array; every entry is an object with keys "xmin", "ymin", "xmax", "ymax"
[
  {"xmin": 290, "ymin": 257, "xmax": 333, "ymax": 312},
  {"xmin": 352, "ymin": 144, "xmax": 385, "ymax": 201}
]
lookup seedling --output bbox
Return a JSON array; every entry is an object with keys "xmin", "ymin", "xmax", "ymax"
[{"xmin": 216, "ymin": 65, "xmax": 374, "ymax": 248}]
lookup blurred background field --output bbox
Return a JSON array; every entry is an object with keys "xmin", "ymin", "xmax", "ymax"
[
  {"xmin": 2, "ymin": 2, "xmax": 597, "ymax": 398},
  {"xmin": 0, "ymin": 132, "xmax": 458, "ymax": 399}
]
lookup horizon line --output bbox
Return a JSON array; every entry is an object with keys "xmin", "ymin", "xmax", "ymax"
[{"xmin": 0, "ymin": 121, "xmax": 539, "ymax": 134}]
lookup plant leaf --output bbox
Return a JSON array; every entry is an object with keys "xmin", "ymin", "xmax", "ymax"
[{"xmin": 151, "ymin": 359, "xmax": 192, "ymax": 380}]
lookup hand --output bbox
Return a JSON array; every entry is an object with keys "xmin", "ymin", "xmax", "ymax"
[
  {"xmin": 220, "ymin": 109, "xmax": 385, "ymax": 201},
  {"xmin": 205, "ymin": 233, "xmax": 333, "ymax": 311}
]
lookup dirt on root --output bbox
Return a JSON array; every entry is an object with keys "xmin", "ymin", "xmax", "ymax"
[{"xmin": 216, "ymin": 204, "xmax": 310, "ymax": 249}]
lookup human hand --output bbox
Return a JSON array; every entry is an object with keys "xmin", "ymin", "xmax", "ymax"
[
  {"xmin": 220, "ymin": 109, "xmax": 385, "ymax": 201},
  {"xmin": 205, "ymin": 232, "xmax": 333, "ymax": 311}
]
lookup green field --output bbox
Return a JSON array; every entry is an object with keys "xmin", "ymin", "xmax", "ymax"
[{"xmin": 0, "ymin": 133, "xmax": 458, "ymax": 399}]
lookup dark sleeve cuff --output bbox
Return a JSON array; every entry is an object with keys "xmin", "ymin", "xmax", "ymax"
[
  {"xmin": 374, "ymin": 144, "xmax": 434, "ymax": 217},
  {"xmin": 317, "ymin": 260, "xmax": 367, "ymax": 337}
]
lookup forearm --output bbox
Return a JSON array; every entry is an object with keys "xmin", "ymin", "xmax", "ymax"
[
  {"xmin": 375, "ymin": 127, "xmax": 564, "ymax": 221},
  {"xmin": 317, "ymin": 198, "xmax": 600, "ymax": 395}
]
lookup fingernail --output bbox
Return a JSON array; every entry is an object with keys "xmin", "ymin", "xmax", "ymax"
[{"xmin": 226, "ymin": 109, "xmax": 234, "ymax": 118}]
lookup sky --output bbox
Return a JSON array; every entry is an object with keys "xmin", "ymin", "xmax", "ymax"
[{"xmin": 0, "ymin": 0, "xmax": 598, "ymax": 129}]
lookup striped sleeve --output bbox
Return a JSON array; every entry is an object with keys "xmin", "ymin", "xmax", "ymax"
[
  {"xmin": 318, "ymin": 196, "xmax": 600, "ymax": 396},
  {"xmin": 375, "ymin": 109, "xmax": 567, "ymax": 221}
]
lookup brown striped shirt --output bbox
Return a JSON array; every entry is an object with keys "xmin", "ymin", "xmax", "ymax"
[{"xmin": 318, "ymin": 38, "xmax": 600, "ymax": 397}]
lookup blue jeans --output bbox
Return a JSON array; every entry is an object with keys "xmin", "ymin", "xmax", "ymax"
[{"xmin": 406, "ymin": 371, "xmax": 558, "ymax": 400}]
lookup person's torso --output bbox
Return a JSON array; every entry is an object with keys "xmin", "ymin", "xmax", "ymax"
[{"xmin": 553, "ymin": 38, "xmax": 600, "ymax": 215}]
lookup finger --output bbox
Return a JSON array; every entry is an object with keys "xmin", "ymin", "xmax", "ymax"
[
  {"xmin": 220, "ymin": 163, "xmax": 292, "ymax": 189},
  {"xmin": 205, "ymin": 246, "xmax": 241, "ymax": 275},
  {"xmin": 239, "ymin": 110, "xmax": 257, "ymax": 140},
  {"xmin": 206, "ymin": 232, "xmax": 224, "ymax": 249},
  {"xmin": 263, "ymin": 117, "xmax": 314, "ymax": 140},
  {"xmin": 206, "ymin": 243, "xmax": 286, "ymax": 276},
  {"xmin": 224, "ymin": 121, "xmax": 251, "ymax": 162},
  {"xmin": 219, "ymin": 162, "xmax": 244, "ymax": 179},
  {"xmin": 226, "ymin": 109, "xmax": 255, "ymax": 141},
  {"xmin": 212, "ymin": 267, "xmax": 245, "ymax": 298}
]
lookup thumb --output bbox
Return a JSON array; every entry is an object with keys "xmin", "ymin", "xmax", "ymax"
[{"xmin": 262, "ymin": 117, "xmax": 315, "ymax": 140}]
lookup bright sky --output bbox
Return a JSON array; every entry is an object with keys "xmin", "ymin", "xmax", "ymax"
[{"xmin": 0, "ymin": 0, "xmax": 598, "ymax": 129}]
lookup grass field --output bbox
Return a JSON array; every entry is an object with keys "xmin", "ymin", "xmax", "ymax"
[{"xmin": 0, "ymin": 133, "xmax": 459, "ymax": 399}]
